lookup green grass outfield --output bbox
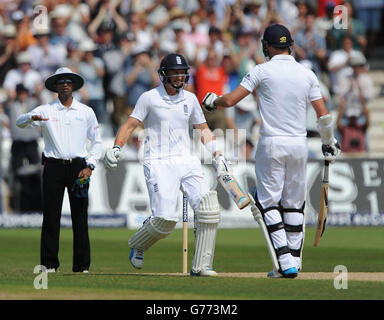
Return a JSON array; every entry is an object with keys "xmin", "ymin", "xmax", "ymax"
[{"xmin": 0, "ymin": 227, "xmax": 383, "ymax": 300}]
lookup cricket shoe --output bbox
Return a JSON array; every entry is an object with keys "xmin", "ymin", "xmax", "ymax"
[
  {"xmin": 45, "ymin": 268, "xmax": 56, "ymax": 273},
  {"xmin": 268, "ymin": 267, "xmax": 298, "ymax": 279},
  {"xmin": 190, "ymin": 268, "xmax": 217, "ymax": 277},
  {"xmin": 130, "ymin": 248, "xmax": 144, "ymax": 269}
]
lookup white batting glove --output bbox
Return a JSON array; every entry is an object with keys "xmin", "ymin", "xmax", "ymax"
[
  {"xmin": 322, "ymin": 138, "xmax": 341, "ymax": 163},
  {"xmin": 213, "ymin": 154, "xmax": 231, "ymax": 177},
  {"xmin": 202, "ymin": 92, "xmax": 219, "ymax": 112},
  {"xmin": 104, "ymin": 146, "xmax": 122, "ymax": 170}
]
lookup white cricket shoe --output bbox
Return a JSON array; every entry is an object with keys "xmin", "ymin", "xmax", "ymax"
[
  {"xmin": 190, "ymin": 268, "xmax": 217, "ymax": 277},
  {"xmin": 45, "ymin": 268, "xmax": 56, "ymax": 273},
  {"xmin": 130, "ymin": 248, "xmax": 144, "ymax": 269}
]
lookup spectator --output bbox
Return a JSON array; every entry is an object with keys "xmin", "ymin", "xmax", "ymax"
[
  {"xmin": 63, "ymin": 0, "xmax": 91, "ymax": 44},
  {"xmin": 195, "ymin": 25, "xmax": 224, "ymax": 65},
  {"xmin": 290, "ymin": 0, "xmax": 311, "ymax": 35},
  {"xmin": 293, "ymin": 12, "xmax": 327, "ymax": 75},
  {"xmin": 87, "ymin": 0, "xmax": 128, "ymax": 41},
  {"xmin": 300, "ymin": 60, "xmax": 332, "ymax": 137},
  {"xmin": 49, "ymin": 8, "xmax": 77, "ymax": 57},
  {"xmin": 336, "ymin": 103, "xmax": 369, "ymax": 153},
  {"xmin": 225, "ymin": 93, "xmax": 260, "ymax": 147},
  {"xmin": 182, "ymin": 12, "xmax": 209, "ymax": 50},
  {"xmin": 0, "ymin": 24, "xmax": 18, "ymax": 86},
  {"xmin": 124, "ymin": 47, "xmax": 158, "ymax": 113},
  {"xmin": 128, "ymin": 12, "xmax": 156, "ymax": 53},
  {"xmin": 233, "ymin": 27, "xmax": 264, "ymax": 79},
  {"xmin": 327, "ymin": 34, "xmax": 364, "ymax": 95},
  {"xmin": 315, "ymin": 1, "xmax": 337, "ymax": 40},
  {"xmin": 236, "ymin": 0, "xmax": 267, "ymax": 36},
  {"xmin": 28, "ymin": 28, "xmax": 66, "ymax": 81},
  {"xmin": 103, "ymin": 32, "xmax": 136, "ymax": 134},
  {"xmin": 337, "ymin": 52, "xmax": 375, "ymax": 120},
  {"xmin": 3, "ymin": 51, "xmax": 43, "ymax": 100},
  {"xmin": 326, "ymin": 0, "xmax": 367, "ymax": 51},
  {"xmin": 4, "ymin": 83, "xmax": 41, "ymax": 211},
  {"xmin": 194, "ymin": 47, "xmax": 228, "ymax": 131},
  {"xmin": 352, "ymin": 0, "xmax": 384, "ymax": 57},
  {"xmin": 317, "ymin": 0, "xmax": 343, "ymax": 18},
  {"xmin": 78, "ymin": 38, "xmax": 106, "ymax": 123},
  {"xmin": 12, "ymin": 10, "xmax": 37, "ymax": 51}
]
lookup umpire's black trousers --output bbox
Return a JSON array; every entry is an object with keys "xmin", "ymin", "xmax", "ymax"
[{"xmin": 40, "ymin": 157, "xmax": 90, "ymax": 272}]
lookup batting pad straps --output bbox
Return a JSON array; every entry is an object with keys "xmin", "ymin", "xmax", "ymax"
[
  {"xmin": 196, "ymin": 190, "xmax": 220, "ymax": 224},
  {"xmin": 317, "ymin": 114, "xmax": 335, "ymax": 145},
  {"xmin": 128, "ymin": 217, "xmax": 177, "ymax": 251}
]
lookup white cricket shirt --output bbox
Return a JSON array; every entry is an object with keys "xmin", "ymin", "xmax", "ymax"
[
  {"xmin": 16, "ymin": 97, "xmax": 102, "ymax": 166},
  {"xmin": 130, "ymin": 85, "xmax": 206, "ymax": 160},
  {"xmin": 240, "ymin": 55, "xmax": 322, "ymax": 137}
]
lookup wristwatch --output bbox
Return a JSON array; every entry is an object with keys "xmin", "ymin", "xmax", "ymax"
[{"xmin": 87, "ymin": 163, "xmax": 95, "ymax": 171}]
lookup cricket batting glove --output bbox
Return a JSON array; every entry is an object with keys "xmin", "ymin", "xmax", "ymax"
[
  {"xmin": 322, "ymin": 138, "xmax": 341, "ymax": 163},
  {"xmin": 104, "ymin": 146, "xmax": 122, "ymax": 169},
  {"xmin": 202, "ymin": 92, "xmax": 219, "ymax": 112},
  {"xmin": 213, "ymin": 154, "xmax": 231, "ymax": 177}
]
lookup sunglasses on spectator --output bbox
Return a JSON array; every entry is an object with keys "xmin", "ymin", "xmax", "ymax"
[{"xmin": 56, "ymin": 79, "xmax": 73, "ymax": 84}]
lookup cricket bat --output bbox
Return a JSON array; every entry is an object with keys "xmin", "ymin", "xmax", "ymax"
[
  {"xmin": 182, "ymin": 195, "xmax": 188, "ymax": 274},
  {"xmin": 314, "ymin": 160, "xmax": 330, "ymax": 247},
  {"xmin": 218, "ymin": 173, "xmax": 250, "ymax": 209}
]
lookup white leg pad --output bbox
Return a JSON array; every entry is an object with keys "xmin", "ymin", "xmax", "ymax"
[
  {"xmin": 191, "ymin": 191, "xmax": 220, "ymax": 273},
  {"xmin": 128, "ymin": 217, "xmax": 177, "ymax": 251},
  {"xmin": 283, "ymin": 211, "xmax": 304, "ymax": 270}
]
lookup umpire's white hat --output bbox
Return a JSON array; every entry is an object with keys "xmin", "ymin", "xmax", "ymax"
[{"xmin": 45, "ymin": 67, "xmax": 84, "ymax": 92}]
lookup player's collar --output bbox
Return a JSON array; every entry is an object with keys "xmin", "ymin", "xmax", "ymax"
[
  {"xmin": 271, "ymin": 54, "xmax": 294, "ymax": 61},
  {"xmin": 159, "ymin": 84, "xmax": 186, "ymax": 103}
]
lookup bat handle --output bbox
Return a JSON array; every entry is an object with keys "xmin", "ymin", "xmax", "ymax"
[{"xmin": 323, "ymin": 160, "xmax": 330, "ymax": 183}]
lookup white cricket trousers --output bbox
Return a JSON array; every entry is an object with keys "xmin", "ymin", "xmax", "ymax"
[
  {"xmin": 255, "ymin": 136, "xmax": 307, "ymax": 271},
  {"xmin": 143, "ymin": 155, "xmax": 210, "ymax": 221}
]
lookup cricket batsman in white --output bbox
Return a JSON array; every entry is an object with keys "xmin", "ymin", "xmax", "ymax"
[
  {"xmin": 202, "ymin": 24, "xmax": 341, "ymax": 278},
  {"xmin": 104, "ymin": 53, "xmax": 231, "ymax": 276}
]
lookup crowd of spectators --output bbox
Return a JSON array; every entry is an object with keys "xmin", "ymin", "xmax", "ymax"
[{"xmin": 0, "ymin": 0, "xmax": 382, "ymax": 211}]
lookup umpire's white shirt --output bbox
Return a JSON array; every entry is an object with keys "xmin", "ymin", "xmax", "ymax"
[
  {"xmin": 240, "ymin": 55, "xmax": 322, "ymax": 137},
  {"xmin": 16, "ymin": 97, "xmax": 102, "ymax": 166},
  {"xmin": 130, "ymin": 85, "xmax": 206, "ymax": 161}
]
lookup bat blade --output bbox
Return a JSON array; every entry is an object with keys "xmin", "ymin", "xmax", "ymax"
[
  {"xmin": 314, "ymin": 183, "xmax": 328, "ymax": 247},
  {"xmin": 218, "ymin": 173, "xmax": 250, "ymax": 209},
  {"xmin": 182, "ymin": 195, "xmax": 188, "ymax": 274}
]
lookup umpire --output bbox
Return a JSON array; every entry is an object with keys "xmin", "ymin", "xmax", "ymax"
[{"xmin": 16, "ymin": 67, "xmax": 102, "ymax": 273}]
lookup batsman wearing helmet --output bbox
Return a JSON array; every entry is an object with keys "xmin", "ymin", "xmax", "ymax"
[
  {"xmin": 104, "ymin": 53, "xmax": 231, "ymax": 276},
  {"xmin": 202, "ymin": 24, "xmax": 341, "ymax": 278}
]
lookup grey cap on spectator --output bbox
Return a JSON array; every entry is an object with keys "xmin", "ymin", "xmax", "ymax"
[
  {"xmin": 2, "ymin": 24, "xmax": 17, "ymax": 38},
  {"xmin": 349, "ymin": 52, "xmax": 367, "ymax": 67},
  {"xmin": 78, "ymin": 38, "xmax": 97, "ymax": 52},
  {"xmin": 17, "ymin": 51, "xmax": 31, "ymax": 64},
  {"xmin": 33, "ymin": 27, "xmax": 51, "ymax": 38},
  {"xmin": 172, "ymin": 19, "xmax": 185, "ymax": 31}
]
